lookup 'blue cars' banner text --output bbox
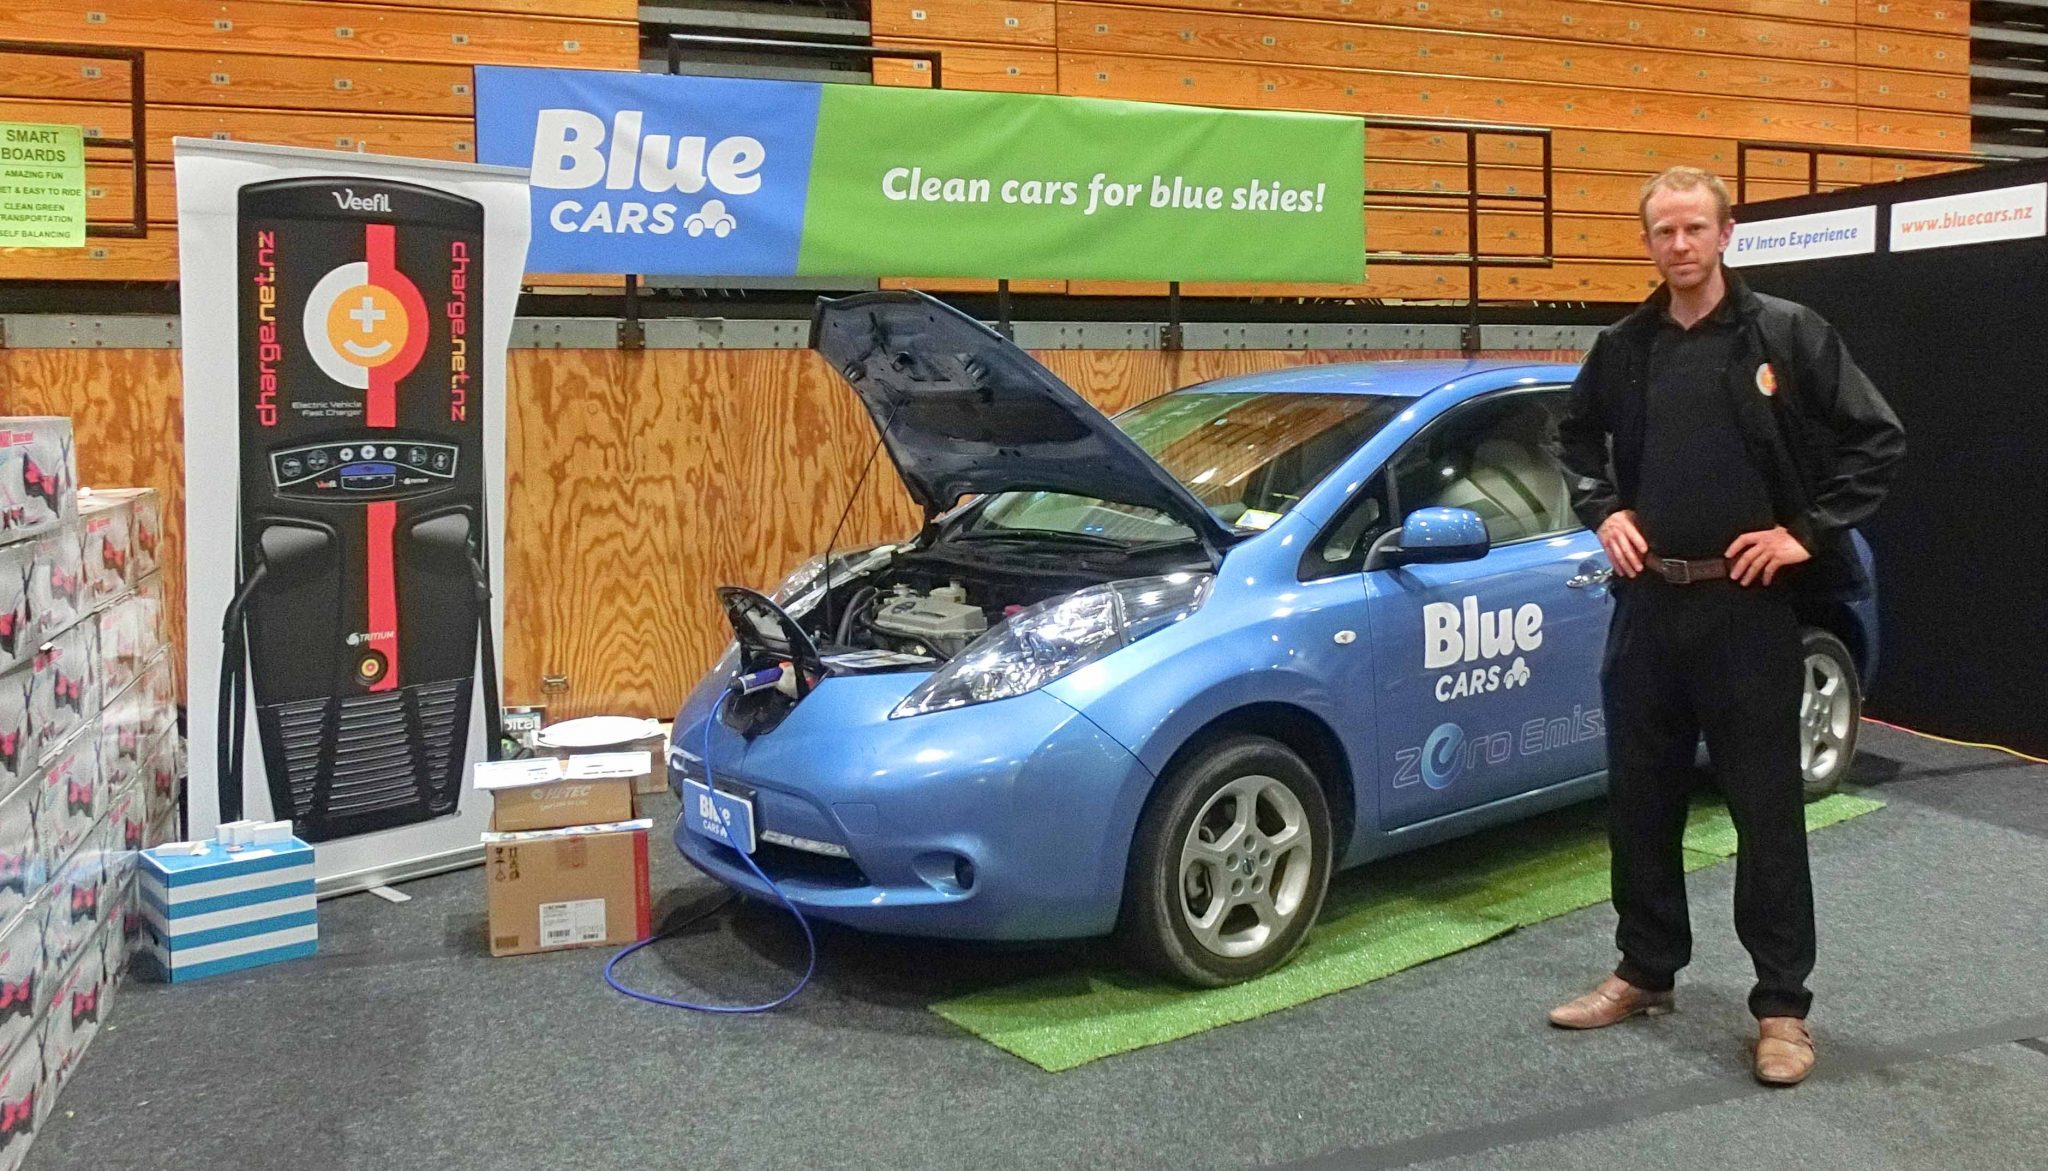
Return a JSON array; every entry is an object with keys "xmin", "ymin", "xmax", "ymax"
[{"xmin": 474, "ymin": 67, "xmax": 822, "ymax": 276}]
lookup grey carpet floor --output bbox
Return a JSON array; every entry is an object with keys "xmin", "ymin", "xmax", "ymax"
[{"xmin": 25, "ymin": 724, "xmax": 2047, "ymax": 1171}]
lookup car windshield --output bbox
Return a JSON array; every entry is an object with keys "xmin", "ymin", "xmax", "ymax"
[{"xmin": 967, "ymin": 391, "xmax": 1407, "ymax": 542}]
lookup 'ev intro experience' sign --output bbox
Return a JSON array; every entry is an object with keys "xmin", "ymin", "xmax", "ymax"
[{"xmin": 474, "ymin": 66, "xmax": 1364, "ymax": 283}]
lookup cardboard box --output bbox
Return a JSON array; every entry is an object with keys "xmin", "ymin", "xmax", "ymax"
[
  {"xmin": 142, "ymin": 735, "xmax": 180, "ymax": 826},
  {"xmin": 75, "ymin": 493, "xmax": 130, "ymax": 610},
  {"xmin": 96, "ymin": 587, "xmax": 156, "ymax": 703},
  {"xmin": 0, "ymin": 906, "xmax": 42, "ymax": 1062},
  {"xmin": 39, "ymin": 923, "xmax": 111, "ymax": 1099},
  {"xmin": 0, "ymin": 779, "xmax": 37, "ymax": 930},
  {"xmin": 137, "ymin": 650, "xmax": 174, "ymax": 742},
  {"xmin": 131, "ymin": 570, "xmax": 165, "ymax": 656},
  {"xmin": 108, "ymin": 780, "xmax": 145, "ymax": 860},
  {"xmin": 0, "ymin": 1028, "xmax": 41, "ymax": 1171},
  {"xmin": 0, "ymin": 545, "xmax": 30, "ymax": 675},
  {"xmin": 138, "ymin": 837, "xmax": 316, "ymax": 982},
  {"xmin": 98, "ymin": 681, "xmax": 148, "ymax": 797},
  {"xmin": 27, "ymin": 522, "xmax": 82, "ymax": 640},
  {"xmin": 0, "ymin": 664, "xmax": 28, "ymax": 806},
  {"xmin": 532, "ymin": 718, "xmax": 669, "ymax": 796},
  {"xmin": 34, "ymin": 729, "xmax": 99, "ymax": 874},
  {"xmin": 629, "ymin": 732, "xmax": 671, "ymax": 796},
  {"xmin": 482, "ymin": 819, "xmax": 651, "ymax": 957},
  {"xmin": 84, "ymin": 488, "xmax": 158, "ymax": 585},
  {"xmin": 0, "ymin": 419, "xmax": 75, "ymax": 546},
  {"xmin": 31, "ymin": 622, "xmax": 98, "ymax": 759},
  {"xmin": 546, "ymin": 742, "xmax": 671, "ymax": 796},
  {"xmin": 107, "ymin": 872, "xmax": 142, "ymax": 981},
  {"xmin": 477, "ymin": 756, "xmax": 639, "ymax": 833},
  {"xmin": 42, "ymin": 818, "xmax": 114, "ymax": 979},
  {"xmin": 145, "ymin": 807, "xmax": 179, "ymax": 850}
]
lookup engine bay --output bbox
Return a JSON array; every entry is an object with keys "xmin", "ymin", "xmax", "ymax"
[{"xmin": 800, "ymin": 536, "xmax": 1209, "ymax": 664}]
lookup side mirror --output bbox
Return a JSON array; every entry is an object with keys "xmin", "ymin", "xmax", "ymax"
[{"xmin": 1366, "ymin": 507, "xmax": 1489, "ymax": 571}]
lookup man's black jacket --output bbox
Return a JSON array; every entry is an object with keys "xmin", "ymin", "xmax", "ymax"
[{"xmin": 1553, "ymin": 267, "xmax": 1905, "ymax": 598}]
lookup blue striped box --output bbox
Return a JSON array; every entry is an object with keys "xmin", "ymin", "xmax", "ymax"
[{"xmin": 137, "ymin": 838, "xmax": 316, "ymax": 982}]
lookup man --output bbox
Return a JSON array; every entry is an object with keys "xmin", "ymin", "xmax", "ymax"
[{"xmin": 1549, "ymin": 167, "xmax": 1904, "ymax": 1086}]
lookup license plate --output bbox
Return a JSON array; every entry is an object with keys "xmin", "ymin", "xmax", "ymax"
[{"xmin": 682, "ymin": 779, "xmax": 756, "ymax": 854}]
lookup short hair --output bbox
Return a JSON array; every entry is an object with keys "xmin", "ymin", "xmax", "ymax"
[{"xmin": 1639, "ymin": 166, "xmax": 1732, "ymax": 227}]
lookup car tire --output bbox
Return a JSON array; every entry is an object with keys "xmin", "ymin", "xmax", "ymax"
[
  {"xmin": 1117, "ymin": 736, "xmax": 1333, "ymax": 987},
  {"xmin": 1799, "ymin": 627, "xmax": 1861, "ymax": 800}
]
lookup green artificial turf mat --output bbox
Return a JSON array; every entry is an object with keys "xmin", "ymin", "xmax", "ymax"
[
  {"xmin": 932, "ymin": 793, "xmax": 1882, "ymax": 1072},
  {"xmin": 1683, "ymin": 791, "xmax": 1884, "ymax": 858}
]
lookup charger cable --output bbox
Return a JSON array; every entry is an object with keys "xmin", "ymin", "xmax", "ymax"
[{"xmin": 603, "ymin": 694, "xmax": 816, "ymax": 1012}]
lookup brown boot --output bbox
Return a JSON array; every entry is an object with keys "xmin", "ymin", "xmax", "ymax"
[
  {"xmin": 1754, "ymin": 1017, "xmax": 1815, "ymax": 1086},
  {"xmin": 1548, "ymin": 975, "xmax": 1675, "ymax": 1029}
]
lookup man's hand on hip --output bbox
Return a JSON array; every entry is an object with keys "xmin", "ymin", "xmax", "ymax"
[
  {"xmin": 1598, "ymin": 510, "xmax": 1648, "ymax": 577},
  {"xmin": 1725, "ymin": 526, "xmax": 1811, "ymax": 586}
]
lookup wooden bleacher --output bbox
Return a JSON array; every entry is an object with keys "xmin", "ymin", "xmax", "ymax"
[
  {"xmin": 871, "ymin": 0, "xmax": 1973, "ymax": 301},
  {"xmin": 0, "ymin": 0, "xmax": 1978, "ymax": 300},
  {"xmin": 0, "ymin": 0, "xmax": 638, "ymax": 281}
]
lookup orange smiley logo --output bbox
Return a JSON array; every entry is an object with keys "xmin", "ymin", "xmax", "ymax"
[
  {"xmin": 303, "ymin": 259, "xmax": 427, "ymax": 390},
  {"xmin": 324, "ymin": 283, "xmax": 410, "ymax": 369}
]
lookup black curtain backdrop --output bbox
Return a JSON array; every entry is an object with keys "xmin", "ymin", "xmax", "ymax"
[{"xmin": 1734, "ymin": 162, "xmax": 2048, "ymax": 758}]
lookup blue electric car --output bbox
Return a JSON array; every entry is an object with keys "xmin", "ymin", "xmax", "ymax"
[{"xmin": 669, "ymin": 291, "xmax": 1876, "ymax": 986}]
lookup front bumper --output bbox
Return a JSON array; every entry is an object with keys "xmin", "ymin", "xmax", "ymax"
[{"xmin": 669, "ymin": 671, "xmax": 1156, "ymax": 941}]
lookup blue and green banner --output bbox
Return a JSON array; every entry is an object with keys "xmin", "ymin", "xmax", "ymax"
[{"xmin": 474, "ymin": 66, "xmax": 1363, "ymax": 281}]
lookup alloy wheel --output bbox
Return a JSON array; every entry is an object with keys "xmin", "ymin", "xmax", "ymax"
[
  {"xmin": 1177, "ymin": 773, "xmax": 1315, "ymax": 959},
  {"xmin": 1800, "ymin": 650, "xmax": 1855, "ymax": 788}
]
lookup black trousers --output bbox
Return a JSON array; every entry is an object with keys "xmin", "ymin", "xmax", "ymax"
[{"xmin": 1600, "ymin": 574, "xmax": 1815, "ymax": 1020}]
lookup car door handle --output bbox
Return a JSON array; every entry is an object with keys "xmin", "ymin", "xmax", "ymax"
[{"xmin": 1567, "ymin": 567, "xmax": 1613, "ymax": 589}]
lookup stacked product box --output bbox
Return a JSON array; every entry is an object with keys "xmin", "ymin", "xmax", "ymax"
[
  {"xmin": 478, "ymin": 754, "xmax": 652, "ymax": 958},
  {"xmin": 0, "ymin": 440, "xmax": 179, "ymax": 1171},
  {"xmin": 0, "ymin": 421, "xmax": 76, "ymax": 549}
]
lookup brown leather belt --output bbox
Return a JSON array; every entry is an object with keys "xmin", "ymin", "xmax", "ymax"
[{"xmin": 1643, "ymin": 553, "xmax": 1729, "ymax": 584}]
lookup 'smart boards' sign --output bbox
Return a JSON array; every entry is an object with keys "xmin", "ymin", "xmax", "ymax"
[{"xmin": 0, "ymin": 123, "xmax": 85, "ymax": 248}]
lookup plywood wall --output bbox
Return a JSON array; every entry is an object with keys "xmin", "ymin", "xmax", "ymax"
[
  {"xmin": 0, "ymin": 342, "xmax": 1578, "ymax": 717},
  {"xmin": 0, "ymin": 347, "xmax": 189, "ymax": 696},
  {"xmin": 499, "ymin": 344, "xmax": 1575, "ymax": 717}
]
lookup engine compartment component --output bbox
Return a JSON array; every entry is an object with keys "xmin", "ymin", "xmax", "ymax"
[
  {"xmin": 783, "ymin": 534, "xmax": 1211, "ymax": 672},
  {"xmin": 865, "ymin": 581, "xmax": 988, "ymax": 658}
]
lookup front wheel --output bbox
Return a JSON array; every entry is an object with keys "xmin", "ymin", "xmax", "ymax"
[
  {"xmin": 1117, "ymin": 736, "xmax": 1333, "ymax": 987},
  {"xmin": 1799, "ymin": 628, "xmax": 1861, "ymax": 800}
]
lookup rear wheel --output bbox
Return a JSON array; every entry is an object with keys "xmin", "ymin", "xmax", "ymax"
[
  {"xmin": 1118, "ymin": 736, "xmax": 1333, "ymax": 987},
  {"xmin": 1799, "ymin": 628, "xmax": 1861, "ymax": 800}
]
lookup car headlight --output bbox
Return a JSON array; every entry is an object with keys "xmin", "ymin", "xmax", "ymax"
[
  {"xmin": 770, "ymin": 546, "xmax": 897, "ymax": 618},
  {"xmin": 891, "ymin": 573, "xmax": 1213, "ymax": 718}
]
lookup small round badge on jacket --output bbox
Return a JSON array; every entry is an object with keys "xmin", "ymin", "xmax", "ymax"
[{"xmin": 1756, "ymin": 362, "xmax": 1778, "ymax": 396}]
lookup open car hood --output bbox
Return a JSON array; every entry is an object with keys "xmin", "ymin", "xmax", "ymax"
[{"xmin": 810, "ymin": 291, "xmax": 1234, "ymax": 557}]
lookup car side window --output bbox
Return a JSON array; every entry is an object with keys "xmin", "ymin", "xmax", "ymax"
[
  {"xmin": 1385, "ymin": 391, "xmax": 1578, "ymax": 546},
  {"xmin": 1301, "ymin": 474, "xmax": 1392, "ymax": 580}
]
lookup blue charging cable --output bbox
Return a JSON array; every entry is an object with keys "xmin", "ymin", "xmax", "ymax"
[{"xmin": 603, "ymin": 693, "xmax": 817, "ymax": 1012}]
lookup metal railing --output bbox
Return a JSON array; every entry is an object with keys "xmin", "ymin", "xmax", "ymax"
[
  {"xmin": 0, "ymin": 40, "xmax": 147, "ymax": 239},
  {"xmin": 651, "ymin": 37, "xmax": 1562, "ymax": 351},
  {"xmin": 620, "ymin": 33, "xmax": 945, "ymax": 346},
  {"xmin": 665, "ymin": 33, "xmax": 941, "ymax": 88},
  {"xmin": 1734, "ymin": 140, "xmax": 2020, "ymax": 203},
  {"xmin": 1365, "ymin": 116, "xmax": 1554, "ymax": 351}
]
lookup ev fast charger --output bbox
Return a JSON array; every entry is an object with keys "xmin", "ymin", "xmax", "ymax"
[{"xmin": 222, "ymin": 177, "xmax": 497, "ymax": 842}]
